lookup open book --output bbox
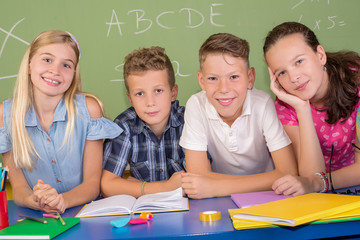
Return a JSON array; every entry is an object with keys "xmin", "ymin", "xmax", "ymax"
[{"xmin": 76, "ymin": 187, "xmax": 188, "ymax": 218}]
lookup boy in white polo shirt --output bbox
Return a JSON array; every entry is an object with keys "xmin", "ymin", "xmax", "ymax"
[{"xmin": 179, "ymin": 33, "xmax": 297, "ymax": 199}]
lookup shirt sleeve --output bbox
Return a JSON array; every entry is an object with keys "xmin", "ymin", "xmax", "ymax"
[
  {"xmin": 0, "ymin": 101, "xmax": 12, "ymax": 153},
  {"xmin": 263, "ymin": 97, "xmax": 292, "ymax": 152},
  {"xmin": 274, "ymin": 98, "xmax": 299, "ymax": 126},
  {"xmin": 179, "ymin": 94, "xmax": 208, "ymax": 151},
  {"xmin": 102, "ymin": 125, "xmax": 132, "ymax": 177},
  {"xmin": 0, "ymin": 127, "xmax": 11, "ymax": 154},
  {"xmin": 87, "ymin": 117, "xmax": 123, "ymax": 140}
]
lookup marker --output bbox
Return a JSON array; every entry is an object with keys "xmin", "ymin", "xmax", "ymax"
[
  {"xmin": 19, "ymin": 214, "xmax": 47, "ymax": 224},
  {"xmin": 43, "ymin": 213, "xmax": 59, "ymax": 219},
  {"xmin": 56, "ymin": 212, "xmax": 66, "ymax": 225}
]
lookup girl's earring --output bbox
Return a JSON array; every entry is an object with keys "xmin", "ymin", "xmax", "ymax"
[{"xmin": 323, "ymin": 66, "xmax": 327, "ymax": 71}]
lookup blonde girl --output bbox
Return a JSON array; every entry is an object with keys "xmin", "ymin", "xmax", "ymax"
[{"xmin": 0, "ymin": 30, "xmax": 121, "ymax": 213}]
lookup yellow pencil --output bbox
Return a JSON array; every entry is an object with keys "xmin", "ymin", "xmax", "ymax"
[{"xmin": 56, "ymin": 212, "xmax": 66, "ymax": 225}]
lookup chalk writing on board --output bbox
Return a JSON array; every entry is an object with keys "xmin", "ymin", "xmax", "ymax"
[
  {"xmin": 292, "ymin": 0, "xmax": 330, "ymax": 10},
  {"xmin": 111, "ymin": 60, "xmax": 191, "ymax": 82},
  {"xmin": 0, "ymin": 18, "xmax": 29, "ymax": 80},
  {"xmin": 298, "ymin": 14, "xmax": 345, "ymax": 30},
  {"xmin": 106, "ymin": 3, "xmax": 224, "ymax": 36},
  {"xmin": 293, "ymin": 0, "xmax": 346, "ymax": 30}
]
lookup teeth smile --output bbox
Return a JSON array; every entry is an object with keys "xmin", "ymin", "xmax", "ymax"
[
  {"xmin": 43, "ymin": 77, "xmax": 59, "ymax": 84},
  {"xmin": 219, "ymin": 99, "xmax": 232, "ymax": 103}
]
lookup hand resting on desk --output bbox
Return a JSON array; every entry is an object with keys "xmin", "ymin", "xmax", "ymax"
[
  {"xmin": 272, "ymin": 174, "xmax": 323, "ymax": 196},
  {"xmin": 181, "ymin": 172, "xmax": 216, "ymax": 199},
  {"xmin": 33, "ymin": 179, "xmax": 66, "ymax": 214}
]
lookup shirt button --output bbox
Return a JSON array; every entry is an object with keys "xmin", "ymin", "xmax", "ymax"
[
  {"xmin": 57, "ymin": 179, "xmax": 61, "ymax": 183},
  {"xmin": 47, "ymin": 138, "xmax": 51, "ymax": 142},
  {"xmin": 52, "ymin": 160, "xmax": 56, "ymax": 163},
  {"xmin": 51, "ymin": 123, "xmax": 54, "ymax": 127},
  {"xmin": 159, "ymin": 169, "xmax": 163, "ymax": 173}
]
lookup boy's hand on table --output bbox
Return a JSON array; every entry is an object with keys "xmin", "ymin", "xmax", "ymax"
[{"xmin": 181, "ymin": 172, "xmax": 214, "ymax": 199}]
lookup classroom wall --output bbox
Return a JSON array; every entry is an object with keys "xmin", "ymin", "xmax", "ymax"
[{"xmin": 0, "ymin": 1, "xmax": 359, "ymax": 165}]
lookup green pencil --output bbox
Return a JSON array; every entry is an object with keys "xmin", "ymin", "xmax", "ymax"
[{"xmin": 56, "ymin": 212, "xmax": 66, "ymax": 225}]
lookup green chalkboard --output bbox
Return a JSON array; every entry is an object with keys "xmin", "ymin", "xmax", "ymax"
[{"xmin": 0, "ymin": 0, "xmax": 359, "ymax": 121}]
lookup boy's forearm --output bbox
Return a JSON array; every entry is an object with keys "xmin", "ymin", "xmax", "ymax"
[{"xmin": 208, "ymin": 170, "xmax": 287, "ymax": 197}]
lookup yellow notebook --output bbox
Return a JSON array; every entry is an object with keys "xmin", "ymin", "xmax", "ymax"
[
  {"xmin": 231, "ymin": 193, "xmax": 360, "ymax": 227},
  {"xmin": 229, "ymin": 207, "xmax": 360, "ymax": 230},
  {"xmin": 76, "ymin": 187, "xmax": 188, "ymax": 218}
]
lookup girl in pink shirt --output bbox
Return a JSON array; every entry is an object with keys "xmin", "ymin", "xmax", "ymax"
[{"xmin": 263, "ymin": 22, "xmax": 360, "ymax": 195}]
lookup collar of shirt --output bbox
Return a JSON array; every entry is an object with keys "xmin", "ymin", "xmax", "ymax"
[
  {"xmin": 132, "ymin": 100, "xmax": 183, "ymax": 135},
  {"xmin": 204, "ymin": 89, "xmax": 252, "ymax": 122},
  {"xmin": 24, "ymin": 97, "xmax": 67, "ymax": 127}
]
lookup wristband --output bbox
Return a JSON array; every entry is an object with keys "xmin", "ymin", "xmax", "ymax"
[
  {"xmin": 315, "ymin": 172, "xmax": 329, "ymax": 193},
  {"xmin": 141, "ymin": 181, "xmax": 147, "ymax": 196}
]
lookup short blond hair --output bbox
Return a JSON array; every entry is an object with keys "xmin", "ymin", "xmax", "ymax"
[{"xmin": 199, "ymin": 33, "xmax": 250, "ymax": 69}]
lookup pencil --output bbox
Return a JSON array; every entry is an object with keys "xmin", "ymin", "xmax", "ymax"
[
  {"xmin": 19, "ymin": 214, "xmax": 47, "ymax": 224},
  {"xmin": 56, "ymin": 212, "xmax": 66, "ymax": 225}
]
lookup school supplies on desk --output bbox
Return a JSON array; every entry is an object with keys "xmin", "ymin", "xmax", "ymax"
[
  {"xmin": 231, "ymin": 193, "xmax": 360, "ymax": 227},
  {"xmin": 0, "ymin": 166, "xmax": 8, "ymax": 192},
  {"xmin": 0, "ymin": 217, "xmax": 80, "ymax": 239},
  {"xmin": 76, "ymin": 187, "xmax": 188, "ymax": 218},
  {"xmin": 231, "ymin": 191, "xmax": 292, "ymax": 208},
  {"xmin": 229, "ymin": 207, "xmax": 360, "ymax": 230}
]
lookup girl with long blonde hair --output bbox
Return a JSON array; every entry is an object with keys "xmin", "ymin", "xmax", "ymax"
[{"xmin": 0, "ymin": 30, "xmax": 121, "ymax": 213}]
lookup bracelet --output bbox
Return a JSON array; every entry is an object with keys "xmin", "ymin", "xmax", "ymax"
[
  {"xmin": 315, "ymin": 172, "xmax": 329, "ymax": 193},
  {"xmin": 141, "ymin": 181, "xmax": 147, "ymax": 196}
]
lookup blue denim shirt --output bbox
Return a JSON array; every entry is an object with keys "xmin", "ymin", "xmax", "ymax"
[{"xmin": 0, "ymin": 94, "xmax": 122, "ymax": 193}]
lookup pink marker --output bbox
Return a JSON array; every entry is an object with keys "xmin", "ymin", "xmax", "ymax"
[{"xmin": 43, "ymin": 214, "xmax": 59, "ymax": 219}]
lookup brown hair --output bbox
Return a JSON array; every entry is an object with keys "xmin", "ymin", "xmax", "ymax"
[
  {"xmin": 199, "ymin": 33, "xmax": 250, "ymax": 69},
  {"xmin": 263, "ymin": 22, "xmax": 360, "ymax": 124},
  {"xmin": 123, "ymin": 46, "xmax": 175, "ymax": 91}
]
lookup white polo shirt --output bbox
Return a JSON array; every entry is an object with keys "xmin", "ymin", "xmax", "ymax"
[{"xmin": 179, "ymin": 88, "xmax": 291, "ymax": 175}]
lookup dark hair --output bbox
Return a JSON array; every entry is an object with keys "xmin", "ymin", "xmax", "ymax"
[
  {"xmin": 263, "ymin": 22, "xmax": 360, "ymax": 124},
  {"xmin": 123, "ymin": 46, "xmax": 175, "ymax": 92},
  {"xmin": 199, "ymin": 33, "xmax": 250, "ymax": 69}
]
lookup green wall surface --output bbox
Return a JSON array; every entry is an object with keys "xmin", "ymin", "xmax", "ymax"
[{"xmin": 0, "ymin": 0, "xmax": 359, "ymax": 120}]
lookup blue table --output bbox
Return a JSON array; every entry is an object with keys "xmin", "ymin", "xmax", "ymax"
[{"xmin": 6, "ymin": 195, "xmax": 360, "ymax": 240}]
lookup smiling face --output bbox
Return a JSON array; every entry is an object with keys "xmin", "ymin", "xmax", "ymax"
[
  {"xmin": 265, "ymin": 33, "xmax": 328, "ymax": 105},
  {"xmin": 127, "ymin": 70, "xmax": 178, "ymax": 138},
  {"xmin": 198, "ymin": 53, "xmax": 255, "ymax": 126},
  {"xmin": 29, "ymin": 43, "xmax": 76, "ymax": 101}
]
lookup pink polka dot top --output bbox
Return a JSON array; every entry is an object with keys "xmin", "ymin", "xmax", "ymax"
[{"xmin": 275, "ymin": 97, "xmax": 360, "ymax": 172}]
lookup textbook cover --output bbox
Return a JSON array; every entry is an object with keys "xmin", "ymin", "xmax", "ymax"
[
  {"xmin": 0, "ymin": 217, "xmax": 80, "ymax": 239},
  {"xmin": 229, "ymin": 207, "xmax": 360, "ymax": 230},
  {"xmin": 231, "ymin": 193, "xmax": 360, "ymax": 227},
  {"xmin": 231, "ymin": 191, "xmax": 292, "ymax": 208}
]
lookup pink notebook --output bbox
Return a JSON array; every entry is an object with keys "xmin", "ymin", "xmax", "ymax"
[{"xmin": 231, "ymin": 191, "xmax": 292, "ymax": 208}]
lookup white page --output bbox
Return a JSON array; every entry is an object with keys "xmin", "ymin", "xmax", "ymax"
[
  {"xmin": 133, "ymin": 187, "xmax": 186, "ymax": 212},
  {"xmin": 77, "ymin": 195, "xmax": 136, "ymax": 216}
]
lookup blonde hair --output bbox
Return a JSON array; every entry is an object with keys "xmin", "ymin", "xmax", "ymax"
[
  {"xmin": 199, "ymin": 33, "xmax": 250, "ymax": 70},
  {"xmin": 11, "ymin": 30, "xmax": 104, "ymax": 170}
]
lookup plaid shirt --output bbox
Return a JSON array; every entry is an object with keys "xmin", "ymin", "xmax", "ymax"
[{"xmin": 103, "ymin": 100, "xmax": 186, "ymax": 182}]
